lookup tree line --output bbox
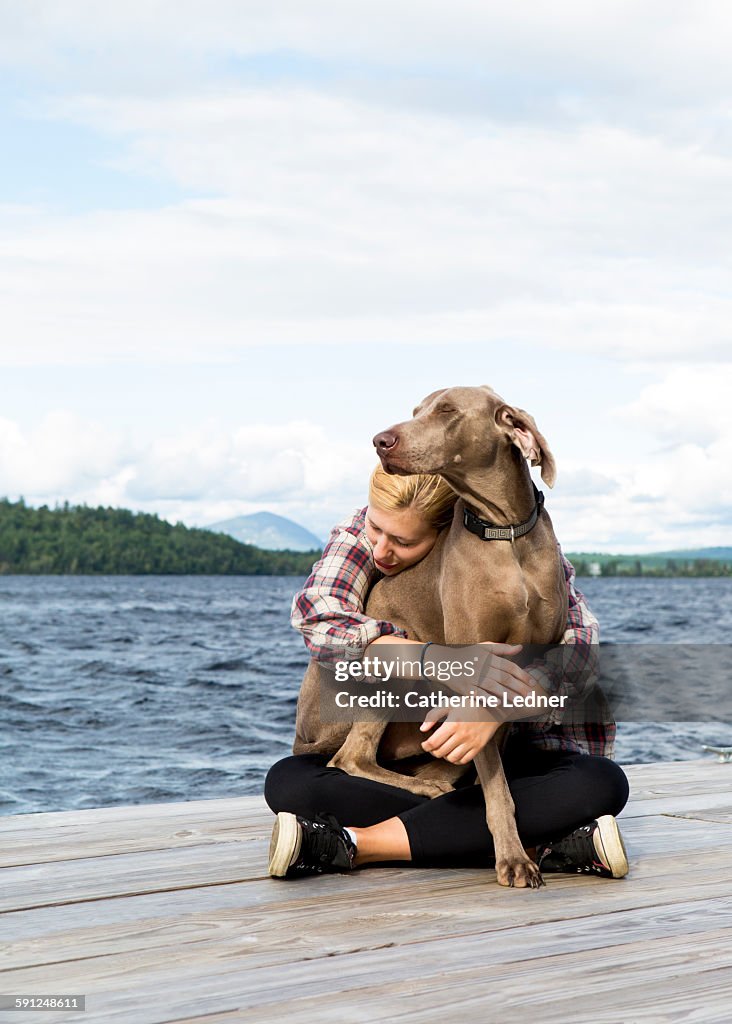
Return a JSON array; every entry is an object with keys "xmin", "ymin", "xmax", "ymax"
[
  {"xmin": 3, "ymin": 498, "xmax": 728, "ymax": 578},
  {"xmin": 0, "ymin": 499, "xmax": 320, "ymax": 575},
  {"xmin": 567, "ymin": 554, "xmax": 732, "ymax": 578}
]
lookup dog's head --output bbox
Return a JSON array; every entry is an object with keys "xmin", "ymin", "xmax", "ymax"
[{"xmin": 373, "ymin": 384, "xmax": 556, "ymax": 487}]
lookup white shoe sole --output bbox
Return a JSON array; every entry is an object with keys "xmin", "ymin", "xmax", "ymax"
[
  {"xmin": 268, "ymin": 811, "xmax": 301, "ymax": 877},
  {"xmin": 594, "ymin": 815, "xmax": 629, "ymax": 878}
]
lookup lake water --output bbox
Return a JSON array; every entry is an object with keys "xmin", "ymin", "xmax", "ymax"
[{"xmin": 1, "ymin": 575, "xmax": 731, "ymax": 814}]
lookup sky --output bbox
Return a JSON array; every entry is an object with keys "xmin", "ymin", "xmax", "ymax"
[{"xmin": 1, "ymin": 1, "xmax": 731, "ymax": 552}]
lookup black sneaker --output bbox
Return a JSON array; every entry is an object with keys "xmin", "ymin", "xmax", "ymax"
[
  {"xmin": 537, "ymin": 815, "xmax": 629, "ymax": 878},
  {"xmin": 268, "ymin": 811, "xmax": 357, "ymax": 878}
]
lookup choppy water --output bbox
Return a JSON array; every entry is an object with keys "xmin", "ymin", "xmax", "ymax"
[{"xmin": 1, "ymin": 576, "xmax": 731, "ymax": 814}]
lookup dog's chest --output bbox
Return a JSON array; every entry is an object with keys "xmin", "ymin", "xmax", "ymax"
[
  {"xmin": 442, "ymin": 568, "xmax": 530, "ymax": 643},
  {"xmin": 440, "ymin": 542, "xmax": 564, "ymax": 645}
]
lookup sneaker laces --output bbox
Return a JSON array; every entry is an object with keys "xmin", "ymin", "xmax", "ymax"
[
  {"xmin": 308, "ymin": 812, "xmax": 351, "ymax": 865},
  {"xmin": 539, "ymin": 824, "xmax": 594, "ymax": 866}
]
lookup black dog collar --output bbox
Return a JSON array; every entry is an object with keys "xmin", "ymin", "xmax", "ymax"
[{"xmin": 463, "ymin": 484, "xmax": 544, "ymax": 542}]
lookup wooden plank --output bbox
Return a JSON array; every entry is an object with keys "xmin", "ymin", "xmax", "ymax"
[
  {"xmin": 6, "ymin": 895, "xmax": 732, "ymax": 993},
  {"xmin": 2, "ymin": 804, "xmax": 728, "ymax": 918},
  {"xmin": 0, "ymin": 813, "xmax": 261, "ymax": 869},
  {"xmin": 4, "ymin": 914, "xmax": 730, "ymax": 1024},
  {"xmin": 3, "ymin": 783, "xmax": 731, "ymax": 875},
  {"xmin": 0, "ymin": 799, "xmax": 270, "ymax": 869},
  {"xmin": 3, "ymin": 784, "xmax": 729, "ymax": 869},
  {"xmin": 497, "ymin": 971, "xmax": 732, "ymax": 1024},
  {"xmin": 4, "ymin": 861, "xmax": 732, "ymax": 981},
  {"xmin": 231, "ymin": 963, "xmax": 732, "ymax": 1024},
  {"xmin": 621, "ymin": 758, "xmax": 728, "ymax": 783},
  {"xmin": 1, "ymin": 760, "xmax": 730, "ymax": 1024},
  {"xmin": 669, "ymin": 807, "xmax": 732, "ymax": 824},
  {"xmin": 7, "ymin": 828, "xmax": 730, "ymax": 965},
  {"xmin": 1, "ymin": 809, "xmax": 727, "ymax": 933},
  {"xmin": 3, "ymin": 864, "xmax": 731, "ymax": 992},
  {"xmin": 0, "ymin": 795, "xmax": 260, "ymax": 832},
  {"xmin": 621, "ymin": 790, "xmax": 732, "ymax": 818},
  {"xmin": 0, "ymin": 808, "xmax": 724, "ymax": 917},
  {"xmin": 0, "ymin": 843, "xmax": 257, "ymax": 913},
  {"xmin": 238, "ymin": 965, "xmax": 732, "ymax": 1024}
]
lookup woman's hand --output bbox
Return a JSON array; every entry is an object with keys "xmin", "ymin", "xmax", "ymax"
[
  {"xmin": 366, "ymin": 638, "xmax": 545, "ymax": 707},
  {"xmin": 472, "ymin": 642, "xmax": 533, "ymax": 700},
  {"xmin": 422, "ymin": 641, "xmax": 534, "ymax": 702},
  {"xmin": 419, "ymin": 711, "xmax": 501, "ymax": 764}
]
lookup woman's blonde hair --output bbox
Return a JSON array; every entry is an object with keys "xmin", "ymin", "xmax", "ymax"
[{"xmin": 368, "ymin": 465, "xmax": 456, "ymax": 531}]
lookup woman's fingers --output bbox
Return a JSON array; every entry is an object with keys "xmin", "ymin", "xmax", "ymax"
[
  {"xmin": 421, "ymin": 719, "xmax": 460, "ymax": 754},
  {"xmin": 493, "ymin": 659, "xmax": 531, "ymax": 685},
  {"xmin": 421, "ymin": 724, "xmax": 450, "ymax": 752},
  {"xmin": 425, "ymin": 733, "xmax": 463, "ymax": 759},
  {"xmin": 455, "ymin": 747, "xmax": 477, "ymax": 764},
  {"xmin": 445, "ymin": 743, "xmax": 470, "ymax": 764},
  {"xmin": 476, "ymin": 668, "xmax": 532, "ymax": 701},
  {"xmin": 493, "ymin": 667, "xmax": 533, "ymax": 697}
]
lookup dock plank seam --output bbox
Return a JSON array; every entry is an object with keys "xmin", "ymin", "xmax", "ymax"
[{"xmin": 0, "ymin": 875, "xmax": 271, "ymax": 916}]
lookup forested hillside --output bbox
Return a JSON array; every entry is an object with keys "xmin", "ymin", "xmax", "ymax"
[{"xmin": 0, "ymin": 500, "xmax": 319, "ymax": 575}]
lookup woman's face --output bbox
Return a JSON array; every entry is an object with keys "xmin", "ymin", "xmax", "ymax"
[{"xmin": 365, "ymin": 504, "xmax": 439, "ymax": 575}]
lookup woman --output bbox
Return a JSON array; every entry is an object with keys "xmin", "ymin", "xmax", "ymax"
[{"xmin": 264, "ymin": 467, "xmax": 629, "ymax": 880}]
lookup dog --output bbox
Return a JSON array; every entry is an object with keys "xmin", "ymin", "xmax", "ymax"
[{"xmin": 294, "ymin": 385, "xmax": 568, "ymax": 887}]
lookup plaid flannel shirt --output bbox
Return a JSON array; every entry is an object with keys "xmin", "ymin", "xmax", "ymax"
[{"xmin": 291, "ymin": 507, "xmax": 614, "ymax": 758}]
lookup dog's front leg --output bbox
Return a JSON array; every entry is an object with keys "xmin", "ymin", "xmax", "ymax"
[
  {"xmin": 328, "ymin": 722, "xmax": 454, "ymax": 798},
  {"xmin": 473, "ymin": 743, "xmax": 544, "ymax": 888}
]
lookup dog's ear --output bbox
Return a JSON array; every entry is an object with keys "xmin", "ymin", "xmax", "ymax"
[
  {"xmin": 496, "ymin": 405, "xmax": 557, "ymax": 487},
  {"xmin": 413, "ymin": 388, "xmax": 449, "ymax": 417}
]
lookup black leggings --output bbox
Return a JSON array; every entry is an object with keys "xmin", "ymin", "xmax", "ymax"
[{"xmin": 264, "ymin": 741, "xmax": 629, "ymax": 868}]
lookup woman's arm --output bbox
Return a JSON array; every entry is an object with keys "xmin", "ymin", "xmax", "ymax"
[{"xmin": 291, "ymin": 508, "xmax": 407, "ymax": 662}]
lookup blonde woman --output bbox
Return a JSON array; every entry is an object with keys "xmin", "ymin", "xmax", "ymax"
[{"xmin": 265, "ymin": 467, "xmax": 629, "ymax": 880}]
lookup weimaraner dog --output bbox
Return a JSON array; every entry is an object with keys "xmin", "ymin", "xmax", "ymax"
[{"xmin": 294, "ymin": 384, "xmax": 568, "ymax": 887}]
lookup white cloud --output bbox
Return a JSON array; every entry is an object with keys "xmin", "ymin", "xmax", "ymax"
[
  {"xmin": 3, "ymin": 2, "xmax": 732, "ymax": 119},
  {"xmin": 554, "ymin": 468, "xmax": 619, "ymax": 497},
  {"xmin": 1, "ymin": 5, "xmax": 731, "ymax": 368},
  {"xmin": 0, "ymin": 411, "xmax": 129, "ymax": 495},
  {"xmin": 619, "ymin": 365, "xmax": 732, "ymax": 446},
  {"xmin": 0, "ymin": 412, "xmax": 374, "ymax": 532},
  {"xmin": 548, "ymin": 364, "xmax": 732, "ymax": 550},
  {"xmin": 3, "ymin": 86, "xmax": 732, "ymax": 366}
]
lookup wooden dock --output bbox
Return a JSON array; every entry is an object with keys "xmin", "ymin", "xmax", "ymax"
[{"xmin": 2, "ymin": 759, "xmax": 731, "ymax": 1023}]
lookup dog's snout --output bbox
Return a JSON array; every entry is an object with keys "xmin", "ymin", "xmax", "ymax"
[{"xmin": 373, "ymin": 431, "xmax": 398, "ymax": 451}]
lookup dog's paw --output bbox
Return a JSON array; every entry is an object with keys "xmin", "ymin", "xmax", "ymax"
[{"xmin": 495, "ymin": 857, "xmax": 545, "ymax": 889}]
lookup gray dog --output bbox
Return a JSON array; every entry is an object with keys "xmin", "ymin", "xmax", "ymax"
[{"xmin": 294, "ymin": 385, "xmax": 568, "ymax": 887}]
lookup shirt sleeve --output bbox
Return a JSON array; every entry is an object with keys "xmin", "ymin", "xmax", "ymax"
[
  {"xmin": 524, "ymin": 550, "xmax": 600, "ymax": 724},
  {"xmin": 290, "ymin": 508, "xmax": 408, "ymax": 662}
]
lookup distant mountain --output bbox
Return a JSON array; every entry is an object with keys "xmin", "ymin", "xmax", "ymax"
[{"xmin": 206, "ymin": 512, "xmax": 323, "ymax": 552}]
